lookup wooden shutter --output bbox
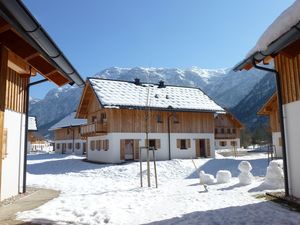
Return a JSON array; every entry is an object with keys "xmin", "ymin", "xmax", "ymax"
[
  {"xmin": 195, "ymin": 139, "xmax": 200, "ymax": 157},
  {"xmin": 2, "ymin": 128, "xmax": 7, "ymax": 159},
  {"xmin": 134, "ymin": 139, "xmax": 139, "ymax": 160},
  {"xmin": 187, "ymin": 139, "xmax": 191, "ymax": 148},
  {"xmin": 155, "ymin": 139, "xmax": 161, "ymax": 149},
  {"xmin": 120, "ymin": 140, "xmax": 125, "ymax": 160},
  {"xmin": 205, "ymin": 139, "xmax": 211, "ymax": 157},
  {"xmin": 177, "ymin": 139, "xmax": 180, "ymax": 148}
]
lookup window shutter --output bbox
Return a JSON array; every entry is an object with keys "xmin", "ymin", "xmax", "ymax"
[
  {"xmin": 177, "ymin": 139, "xmax": 180, "ymax": 148},
  {"xmin": 187, "ymin": 139, "xmax": 191, "ymax": 148},
  {"xmin": 2, "ymin": 128, "xmax": 7, "ymax": 159},
  {"xmin": 155, "ymin": 139, "xmax": 161, "ymax": 149},
  {"xmin": 134, "ymin": 139, "xmax": 139, "ymax": 160},
  {"xmin": 120, "ymin": 140, "xmax": 125, "ymax": 160},
  {"xmin": 206, "ymin": 139, "xmax": 211, "ymax": 157}
]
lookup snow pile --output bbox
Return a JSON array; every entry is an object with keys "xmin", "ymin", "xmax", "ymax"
[
  {"xmin": 216, "ymin": 170, "xmax": 232, "ymax": 183},
  {"xmin": 199, "ymin": 170, "xmax": 216, "ymax": 185},
  {"xmin": 264, "ymin": 160, "xmax": 284, "ymax": 188},
  {"xmin": 248, "ymin": 0, "xmax": 300, "ymax": 56},
  {"xmin": 238, "ymin": 161, "xmax": 253, "ymax": 185}
]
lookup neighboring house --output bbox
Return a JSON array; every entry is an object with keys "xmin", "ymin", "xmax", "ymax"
[
  {"xmin": 49, "ymin": 112, "xmax": 87, "ymax": 155},
  {"xmin": 214, "ymin": 113, "xmax": 243, "ymax": 150},
  {"xmin": 27, "ymin": 117, "xmax": 52, "ymax": 152},
  {"xmin": 257, "ymin": 93, "xmax": 282, "ymax": 157},
  {"xmin": 76, "ymin": 78, "xmax": 225, "ymax": 163},
  {"xmin": 0, "ymin": 1, "xmax": 83, "ymax": 201},
  {"xmin": 234, "ymin": 1, "xmax": 300, "ymax": 198}
]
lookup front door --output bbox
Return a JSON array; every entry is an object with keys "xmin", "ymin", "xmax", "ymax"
[{"xmin": 195, "ymin": 139, "xmax": 211, "ymax": 158}]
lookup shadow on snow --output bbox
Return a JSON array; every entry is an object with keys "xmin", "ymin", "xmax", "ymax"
[{"xmin": 144, "ymin": 201, "xmax": 300, "ymax": 225}]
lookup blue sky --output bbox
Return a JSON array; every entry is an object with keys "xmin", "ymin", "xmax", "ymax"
[{"xmin": 24, "ymin": 0, "xmax": 294, "ymax": 99}]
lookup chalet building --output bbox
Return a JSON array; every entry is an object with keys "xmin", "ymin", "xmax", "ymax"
[
  {"xmin": 234, "ymin": 1, "xmax": 300, "ymax": 198},
  {"xmin": 214, "ymin": 113, "xmax": 243, "ymax": 149},
  {"xmin": 27, "ymin": 117, "xmax": 52, "ymax": 152},
  {"xmin": 257, "ymin": 93, "xmax": 282, "ymax": 157},
  {"xmin": 49, "ymin": 112, "xmax": 87, "ymax": 155},
  {"xmin": 76, "ymin": 78, "xmax": 225, "ymax": 163},
  {"xmin": 0, "ymin": 1, "xmax": 83, "ymax": 201}
]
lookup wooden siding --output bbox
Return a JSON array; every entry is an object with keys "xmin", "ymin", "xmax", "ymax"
[
  {"xmin": 5, "ymin": 68, "xmax": 28, "ymax": 113},
  {"xmin": 54, "ymin": 127, "xmax": 82, "ymax": 140},
  {"xmin": 0, "ymin": 45, "xmax": 8, "ymax": 198},
  {"xmin": 105, "ymin": 109, "xmax": 214, "ymax": 133},
  {"xmin": 214, "ymin": 114, "xmax": 241, "ymax": 139},
  {"xmin": 275, "ymin": 53, "xmax": 300, "ymax": 104}
]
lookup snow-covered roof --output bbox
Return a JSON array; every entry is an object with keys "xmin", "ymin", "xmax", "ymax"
[
  {"xmin": 248, "ymin": 0, "xmax": 300, "ymax": 56},
  {"xmin": 28, "ymin": 116, "xmax": 37, "ymax": 131},
  {"xmin": 88, "ymin": 78, "xmax": 225, "ymax": 113},
  {"xmin": 49, "ymin": 112, "xmax": 87, "ymax": 131}
]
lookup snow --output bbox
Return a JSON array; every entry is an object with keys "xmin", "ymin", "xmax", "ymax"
[
  {"xmin": 89, "ymin": 78, "xmax": 225, "ymax": 112},
  {"xmin": 248, "ymin": 0, "xmax": 300, "ymax": 56},
  {"xmin": 238, "ymin": 161, "xmax": 254, "ymax": 185},
  {"xmin": 17, "ymin": 153, "xmax": 300, "ymax": 225},
  {"xmin": 49, "ymin": 112, "xmax": 87, "ymax": 131},
  {"xmin": 216, "ymin": 170, "xmax": 232, "ymax": 183},
  {"xmin": 264, "ymin": 160, "xmax": 284, "ymax": 189},
  {"xmin": 28, "ymin": 116, "xmax": 37, "ymax": 131},
  {"xmin": 199, "ymin": 170, "xmax": 216, "ymax": 184}
]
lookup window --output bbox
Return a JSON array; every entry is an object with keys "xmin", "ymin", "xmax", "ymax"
[
  {"xmin": 279, "ymin": 137, "xmax": 282, "ymax": 146},
  {"xmin": 90, "ymin": 140, "xmax": 95, "ymax": 151},
  {"xmin": 76, "ymin": 142, "xmax": 81, "ymax": 150},
  {"xmin": 232, "ymin": 129, "xmax": 236, "ymax": 134},
  {"xmin": 56, "ymin": 143, "xmax": 60, "ymax": 149},
  {"xmin": 177, "ymin": 139, "xmax": 191, "ymax": 150},
  {"xmin": 156, "ymin": 115, "xmax": 163, "ymax": 123},
  {"xmin": 231, "ymin": 141, "xmax": 237, "ymax": 146},
  {"xmin": 96, "ymin": 140, "xmax": 102, "ymax": 151},
  {"xmin": 227, "ymin": 128, "xmax": 231, "ymax": 134},
  {"xmin": 221, "ymin": 128, "xmax": 225, "ymax": 134},
  {"xmin": 215, "ymin": 128, "xmax": 218, "ymax": 134},
  {"xmin": 147, "ymin": 139, "xmax": 160, "ymax": 150},
  {"xmin": 101, "ymin": 113, "xmax": 107, "ymax": 123},
  {"xmin": 180, "ymin": 139, "xmax": 187, "ymax": 149},
  {"xmin": 220, "ymin": 141, "xmax": 227, "ymax": 147},
  {"xmin": 103, "ymin": 140, "xmax": 109, "ymax": 151},
  {"xmin": 92, "ymin": 116, "xmax": 97, "ymax": 123},
  {"xmin": 68, "ymin": 143, "xmax": 73, "ymax": 149}
]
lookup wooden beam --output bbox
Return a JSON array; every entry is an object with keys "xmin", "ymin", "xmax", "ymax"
[
  {"xmin": 263, "ymin": 55, "xmax": 273, "ymax": 65},
  {"xmin": 0, "ymin": 45, "xmax": 8, "ymax": 200},
  {"xmin": 7, "ymin": 50, "xmax": 36, "ymax": 76}
]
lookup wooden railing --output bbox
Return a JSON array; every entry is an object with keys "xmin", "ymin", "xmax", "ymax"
[
  {"xmin": 215, "ymin": 133, "xmax": 238, "ymax": 139},
  {"xmin": 80, "ymin": 122, "xmax": 107, "ymax": 136}
]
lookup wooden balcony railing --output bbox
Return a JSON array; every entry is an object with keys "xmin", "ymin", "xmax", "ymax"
[
  {"xmin": 215, "ymin": 133, "xmax": 238, "ymax": 139},
  {"xmin": 80, "ymin": 122, "xmax": 107, "ymax": 136}
]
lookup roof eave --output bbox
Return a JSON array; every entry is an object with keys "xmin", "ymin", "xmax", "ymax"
[{"xmin": 234, "ymin": 21, "xmax": 300, "ymax": 72}]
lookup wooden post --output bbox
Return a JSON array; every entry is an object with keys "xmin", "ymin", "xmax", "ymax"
[
  {"xmin": 0, "ymin": 45, "xmax": 8, "ymax": 199},
  {"xmin": 152, "ymin": 149, "xmax": 158, "ymax": 188}
]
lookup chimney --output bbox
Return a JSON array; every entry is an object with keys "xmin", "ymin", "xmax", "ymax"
[
  {"xmin": 158, "ymin": 80, "xmax": 165, "ymax": 88},
  {"xmin": 134, "ymin": 78, "xmax": 141, "ymax": 85}
]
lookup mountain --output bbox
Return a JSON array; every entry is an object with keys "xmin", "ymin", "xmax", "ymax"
[
  {"xmin": 231, "ymin": 72, "xmax": 276, "ymax": 129},
  {"xmin": 29, "ymin": 66, "xmax": 269, "ymax": 138}
]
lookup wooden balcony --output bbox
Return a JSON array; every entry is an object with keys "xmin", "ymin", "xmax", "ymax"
[
  {"xmin": 215, "ymin": 133, "xmax": 238, "ymax": 140},
  {"xmin": 80, "ymin": 122, "xmax": 108, "ymax": 136}
]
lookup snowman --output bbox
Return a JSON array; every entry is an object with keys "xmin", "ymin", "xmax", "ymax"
[
  {"xmin": 264, "ymin": 160, "xmax": 284, "ymax": 188},
  {"xmin": 238, "ymin": 161, "xmax": 253, "ymax": 185}
]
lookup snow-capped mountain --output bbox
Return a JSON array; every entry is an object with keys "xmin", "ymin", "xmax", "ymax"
[{"xmin": 29, "ymin": 66, "xmax": 269, "ymax": 138}]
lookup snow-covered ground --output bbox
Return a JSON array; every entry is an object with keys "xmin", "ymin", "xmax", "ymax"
[{"xmin": 17, "ymin": 153, "xmax": 300, "ymax": 225}]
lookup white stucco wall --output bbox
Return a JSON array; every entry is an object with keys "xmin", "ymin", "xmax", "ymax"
[
  {"xmin": 87, "ymin": 133, "xmax": 215, "ymax": 164},
  {"xmin": 272, "ymin": 132, "xmax": 282, "ymax": 157},
  {"xmin": 283, "ymin": 101, "xmax": 300, "ymax": 198},
  {"xmin": 54, "ymin": 139, "xmax": 86, "ymax": 155},
  {"xmin": 214, "ymin": 138, "xmax": 240, "ymax": 150},
  {"xmin": 1, "ymin": 110, "xmax": 25, "ymax": 201}
]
